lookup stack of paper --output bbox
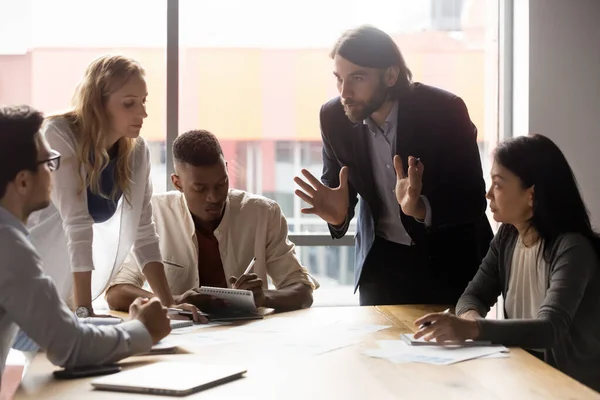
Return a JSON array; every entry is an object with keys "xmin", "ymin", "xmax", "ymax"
[
  {"xmin": 400, "ymin": 333, "xmax": 493, "ymax": 347},
  {"xmin": 363, "ymin": 338, "xmax": 509, "ymax": 365}
]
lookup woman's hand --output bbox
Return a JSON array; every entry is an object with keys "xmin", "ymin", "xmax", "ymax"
[{"xmin": 414, "ymin": 312, "xmax": 481, "ymax": 343}]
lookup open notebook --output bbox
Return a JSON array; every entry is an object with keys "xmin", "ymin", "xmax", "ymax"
[{"xmin": 197, "ymin": 286, "xmax": 264, "ymax": 321}]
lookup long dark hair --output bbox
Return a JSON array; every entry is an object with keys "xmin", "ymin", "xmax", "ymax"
[
  {"xmin": 329, "ymin": 25, "xmax": 412, "ymax": 98},
  {"xmin": 494, "ymin": 134, "xmax": 600, "ymax": 260}
]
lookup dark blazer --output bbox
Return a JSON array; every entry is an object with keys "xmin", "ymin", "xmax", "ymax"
[{"xmin": 320, "ymin": 83, "xmax": 493, "ymax": 294}]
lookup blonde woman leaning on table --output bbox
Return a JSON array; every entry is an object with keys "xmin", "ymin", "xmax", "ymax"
[
  {"xmin": 28, "ymin": 55, "xmax": 200, "ymax": 319},
  {"xmin": 413, "ymin": 134, "xmax": 600, "ymax": 392}
]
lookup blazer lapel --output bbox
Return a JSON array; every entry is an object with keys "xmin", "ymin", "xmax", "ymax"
[
  {"xmin": 394, "ymin": 92, "xmax": 418, "ymax": 168},
  {"xmin": 350, "ymin": 122, "xmax": 380, "ymax": 218}
]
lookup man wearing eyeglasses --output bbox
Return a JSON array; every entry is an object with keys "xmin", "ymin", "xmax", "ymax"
[{"xmin": 0, "ymin": 105, "xmax": 172, "ymax": 380}]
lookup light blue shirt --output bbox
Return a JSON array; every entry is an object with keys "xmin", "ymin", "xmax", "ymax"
[
  {"xmin": 0, "ymin": 206, "xmax": 152, "ymax": 377},
  {"xmin": 364, "ymin": 101, "xmax": 432, "ymax": 246}
]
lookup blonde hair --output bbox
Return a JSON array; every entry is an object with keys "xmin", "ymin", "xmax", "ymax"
[{"xmin": 48, "ymin": 55, "xmax": 145, "ymax": 201}]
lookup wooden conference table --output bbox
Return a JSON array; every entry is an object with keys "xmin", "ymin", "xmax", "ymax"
[{"xmin": 15, "ymin": 305, "xmax": 600, "ymax": 400}]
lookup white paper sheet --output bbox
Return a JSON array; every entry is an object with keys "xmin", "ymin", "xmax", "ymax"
[
  {"xmin": 265, "ymin": 333, "xmax": 361, "ymax": 356},
  {"xmin": 363, "ymin": 340, "xmax": 509, "ymax": 365},
  {"xmin": 229, "ymin": 317, "xmax": 343, "ymax": 333},
  {"xmin": 230, "ymin": 318, "xmax": 390, "ymax": 336},
  {"xmin": 163, "ymin": 332, "xmax": 241, "ymax": 347},
  {"xmin": 168, "ymin": 321, "xmax": 232, "ymax": 335}
]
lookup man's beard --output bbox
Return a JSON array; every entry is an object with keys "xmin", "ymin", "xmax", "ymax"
[{"xmin": 342, "ymin": 83, "xmax": 389, "ymax": 123}]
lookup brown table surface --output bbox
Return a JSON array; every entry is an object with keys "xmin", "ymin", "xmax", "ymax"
[{"xmin": 15, "ymin": 305, "xmax": 600, "ymax": 399}]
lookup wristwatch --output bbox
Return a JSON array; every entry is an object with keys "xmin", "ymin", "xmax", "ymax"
[{"xmin": 75, "ymin": 306, "xmax": 93, "ymax": 318}]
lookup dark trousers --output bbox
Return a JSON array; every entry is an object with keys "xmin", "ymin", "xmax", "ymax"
[{"xmin": 358, "ymin": 236, "xmax": 462, "ymax": 306}]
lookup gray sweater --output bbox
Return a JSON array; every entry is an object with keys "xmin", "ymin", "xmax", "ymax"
[{"xmin": 457, "ymin": 224, "xmax": 600, "ymax": 392}]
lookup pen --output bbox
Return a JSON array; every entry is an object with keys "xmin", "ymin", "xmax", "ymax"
[
  {"xmin": 419, "ymin": 308, "xmax": 450, "ymax": 329},
  {"xmin": 167, "ymin": 308, "xmax": 209, "ymax": 317},
  {"xmin": 232, "ymin": 257, "xmax": 257, "ymax": 288},
  {"xmin": 241, "ymin": 257, "xmax": 257, "ymax": 276}
]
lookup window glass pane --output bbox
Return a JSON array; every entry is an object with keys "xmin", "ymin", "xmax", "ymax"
[
  {"xmin": 0, "ymin": 0, "xmax": 501, "ymax": 307},
  {"xmin": 0, "ymin": 0, "xmax": 167, "ymax": 192},
  {"xmin": 174, "ymin": 0, "xmax": 500, "ymax": 302},
  {"xmin": 295, "ymin": 245, "xmax": 358, "ymax": 306},
  {"xmin": 432, "ymin": 0, "xmax": 466, "ymax": 31}
]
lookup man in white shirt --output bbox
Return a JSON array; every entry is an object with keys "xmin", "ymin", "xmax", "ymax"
[
  {"xmin": 106, "ymin": 129, "xmax": 318, "ymax": 313},
  {"xmin": 0, "ymin": 105, "xmax": 171, "ymax": 379}
]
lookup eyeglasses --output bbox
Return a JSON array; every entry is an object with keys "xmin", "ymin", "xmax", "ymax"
[{"xmin": 36, "ymin": 150, "xmax": 61, "ymax": 172}]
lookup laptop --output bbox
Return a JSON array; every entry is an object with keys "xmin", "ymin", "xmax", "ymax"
[{"xmin": 91, "ymin": 362, "xmax": 246, "ymax": 396}]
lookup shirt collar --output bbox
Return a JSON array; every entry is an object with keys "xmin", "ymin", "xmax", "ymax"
[
  {"xmin": 363, "ymin": 100, "xmax": 399, "ymax": 136},
  {"xmin": 0, "ymin": 206, "xmax": 29, "ymax": 237},
  {"xmin": 181, "ymin": 191, "xmax": 232, "ymax": 238}
]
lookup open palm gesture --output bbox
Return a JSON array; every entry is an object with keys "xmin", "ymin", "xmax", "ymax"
[
  {"xmin": 393, "ymin": 155, "xmax": 425, "ymax": 218},
  {"xmin": 293, "ymin": 167, "xmax": 349, "ymax": 226}
]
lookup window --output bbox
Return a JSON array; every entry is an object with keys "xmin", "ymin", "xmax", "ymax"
[
  {"xmin": 177, "ymin": 0, "xmax": 500, "ymax": 304},
  {"xmin": 0, "ymin": 0, "xmax": 501, "ymax": 307},
  {"xmin": 0, "ymin": 0, "xmax": 167, "ymax": 192},
  {"xmin": 432, "ymin": 0, "xmax": 466, "ymax": 31}
]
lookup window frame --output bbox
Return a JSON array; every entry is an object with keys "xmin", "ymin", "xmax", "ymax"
[{"xmin": 163, "ymin": 0, "xmax": 511, "ymax": 296}]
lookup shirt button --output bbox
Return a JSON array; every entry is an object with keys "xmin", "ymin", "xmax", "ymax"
[
  {"xmin": 386, "ymin": 164, "xmax": 391, "ymax": 169},
  {"xmin": 391, "ymin": 189, "xmax": 395, "ymax": 193}
]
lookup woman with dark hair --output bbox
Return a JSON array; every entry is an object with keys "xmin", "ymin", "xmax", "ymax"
[{"xmin": 413, "ymin": 134, "xmax": 600, "ymax": 391}]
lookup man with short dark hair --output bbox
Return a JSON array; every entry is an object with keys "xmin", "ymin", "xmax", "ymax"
[
  {"xmin": 0, "ymin": 105, "xmax": 171, "ymax": 379},
  {"xmin": 294, "ymin": 25, "xmax": 493, "ymax": 306},
  {"xmin": 106, "ymin": 129, "xmax": 317, "ymax": 313}
]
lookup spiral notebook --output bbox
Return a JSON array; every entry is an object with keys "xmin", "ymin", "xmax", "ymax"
[{"xmin": 197, "ymin": 286, "xmax": 263, "ymax": 321}]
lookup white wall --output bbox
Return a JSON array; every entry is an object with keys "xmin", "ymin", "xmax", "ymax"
[{"xmin": 516, "ymin": 0, "xmax": 600, "ymax": 228}]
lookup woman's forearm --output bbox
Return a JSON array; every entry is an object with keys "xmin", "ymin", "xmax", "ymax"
[
  {"xmin": 142, "ymin": 262, "xmax": 175, "ymax": 306},
  {"xmin": 73, "ymin": 271, "xmax": 93, "ymax": 308},
  {"xmin": 458, "ymin": 309, "xmax": 483, "ymax": 320}
]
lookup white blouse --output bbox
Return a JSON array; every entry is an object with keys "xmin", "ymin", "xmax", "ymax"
[
  {"xmin": 27, "ymin": 118, "xmax": 162, "ymax": 304},
  {"xmin": 505, "ymin": 237, "xmax": 548, "ymax": 319}
]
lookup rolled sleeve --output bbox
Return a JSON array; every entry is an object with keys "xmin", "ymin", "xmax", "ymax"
[
  {"xmin": 265, "ymin": 202, "xmax": 319, "ymax": 291},
  {"xmin": 108, "ymin": 253, "xmax": 146, "ymax": 290}
]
